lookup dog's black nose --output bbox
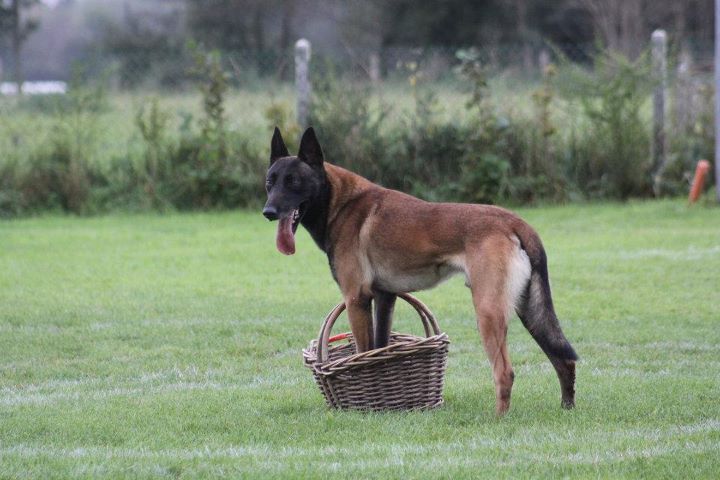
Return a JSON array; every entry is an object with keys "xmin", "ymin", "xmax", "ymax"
[{"xmin": 262, "ymin": 206, "xmax": 278, "ymax": 221}]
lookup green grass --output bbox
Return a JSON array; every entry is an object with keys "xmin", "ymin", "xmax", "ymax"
[{"xmin": 1, "ymin": 200, "xmax": 719, "ymax": 478}]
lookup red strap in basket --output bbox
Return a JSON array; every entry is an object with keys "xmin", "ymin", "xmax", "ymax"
[{"xmin": 328, "ymin": 333, "xmax": 349, "ymax": 343}]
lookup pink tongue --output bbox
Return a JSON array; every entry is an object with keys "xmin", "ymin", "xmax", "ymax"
[{"xmin": 276, "ymin": 216, "xmax": 296, "ymax": 255}]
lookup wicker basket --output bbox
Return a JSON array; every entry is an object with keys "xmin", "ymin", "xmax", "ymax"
[{"xmin": 303, "ymin": 293, "xmax": 449, "ymax": 411}]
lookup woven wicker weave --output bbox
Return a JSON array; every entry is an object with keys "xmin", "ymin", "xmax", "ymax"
[{"xmin": 303, "ymin": 293, "xmax": 449, "ymax": 411}]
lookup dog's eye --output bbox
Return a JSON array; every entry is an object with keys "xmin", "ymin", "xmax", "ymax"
[
  {"xmin": 285, "ymin": 175, "xmax": 300, "ymax": 188},
  {"xmin": 265, "ymin": 174, "xmax": 276, "ymax": 189}
]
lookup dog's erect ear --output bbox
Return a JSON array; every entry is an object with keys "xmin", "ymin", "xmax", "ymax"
[
  {"xmin": 298, "ymin": 127, "xmax": 324, "ymax": 169},
  {"xmin": 270, "ymin": 127, "xmax": 289, "ymax": 165}
]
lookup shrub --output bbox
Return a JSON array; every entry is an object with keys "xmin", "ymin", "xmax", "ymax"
[
  {"xmin": 135, "ymin": 98, "xmax": 172, "ymax": 208},
  {"xmin": 264, "ymin": 99, "xmax": 300, "ymax": 152},
  {"xmin": 664, "ymin": 82, "xmax": 715, "ymax": 196},
  {"xmin": 309, "ymin": 74, "xmax": 391, "ymax": 183},
  {"xmin": 0, "ymin": 74, "xmax": 109, "ymax": 215},
  {"xmin": 451, "ymin": 48, "xmax": 511, "ymax": 204},
  {"xmin": 0, "ymin": 46, "xmax": 704, "ymax": 218},
  {"xmin": 556, "ymin": 50, "xmax": 653, "ymax": 199},
  {"xmin": 152, "ymin": 45, "xmax": 265, "ymax": 210}
]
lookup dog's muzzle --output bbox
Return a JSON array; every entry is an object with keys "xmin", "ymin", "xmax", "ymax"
[{"xmin": 262, "ymin": 205, "xmax": 278, "ymax": 221}]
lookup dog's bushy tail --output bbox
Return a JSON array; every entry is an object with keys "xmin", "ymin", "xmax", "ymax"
[{"xmin": 515, "ymin": 225, "xmax": 578, "ymax": 361}]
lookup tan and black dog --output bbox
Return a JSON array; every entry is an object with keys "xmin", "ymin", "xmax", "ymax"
[{"xmin": 263, "ymin": 127, "xmax": 577, "ymax": 414}]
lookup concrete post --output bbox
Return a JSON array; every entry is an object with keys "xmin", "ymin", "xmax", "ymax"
[
  {"xmin": 651, "ymin": 29, "xmax": 668, "ymax": 196},
  {"xmin": 295, "ymin": 39, "xmax": 311, "ymax": 131}
]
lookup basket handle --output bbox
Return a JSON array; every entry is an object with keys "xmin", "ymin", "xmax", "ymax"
[{"xmin": 316, "ymin": 293, "xmax": 441, "ymax": 363}]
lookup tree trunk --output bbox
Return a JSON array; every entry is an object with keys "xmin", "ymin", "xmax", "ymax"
[
  {"xmin": 278, "ymin": 0, "xmax": 294, "ymax": 80},
  {"xmin": 516, "ymin": 0, "xmax": 533, "ymax": 72},
  {"xmin": 620, "ymin": 0, "xmax": 643, "ymax": 59},
  {"xmin": 579, "ymin": 0, "xmax": 648, "ymax": 59},
  {"xmin": 279, "ymin": 0, "xmax": 294, "ymax": 52},
  {"xmin": 252, "ymin": 4, "xmax": 265, "ymax": 74},
  {"xmin": 252, "ymin": 5, "xmax": 264, "ymax": 52},
  {"xmin": 673, "ymin": 1, "xmax": 686, "ymax": 45},
  {"xmin": 11, "ymin": 0, "xmax": 23, "ymax": 95}
]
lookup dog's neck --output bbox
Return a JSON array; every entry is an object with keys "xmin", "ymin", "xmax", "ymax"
[
  {"xmin": 298, "ymin": 166, "xmax": 332, "ymax": 252},
  {"xmin": 300, "ymin": 163, "xmax": 374, "ymax": 254}
]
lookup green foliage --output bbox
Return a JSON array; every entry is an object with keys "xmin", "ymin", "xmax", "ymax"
[
  {"xmin": 0, "ymin": 73, "xmax": 109, "ymax": 216},
  {"xmin": 0, "ymin": 45, "xmax": 712, "ymax": 217},
  {"xmin": 0, "ymin": 159, "xmax": 23, "ymax": 217},
  {"xmin": 451, "ymin": 50, "xmax": 511, "ymax": 203},
  {"xmin": 124, "ymin": 45, "xmax": 264, "ymax": 211},
  {"xmin": 505, "ymin": 64, "xmax": 567, "ymax": 203},
  {"xmin": 0, "ymin": 49, "xmax": 268, "ymax": 216},
  {"xmin": 263, "ymin": 98, "xmax": 300, "ymax": 152},
  {"xmin": 557, "ymin": 50, "xmax": 653, "ymax": 199},
  {"xmin": 95, "ymin": 3, "xmax": 186, "ymax": 89},
  {"xmin": 143, "ymin": 47, "xmax": 266, "ymax": 211},
  {"xmin": 310, "ymin": 75, "xmax": 390, "ymax": 182},
  {"xmin": 309, "ymin": 56, "xmax": 511, "ymax": 205},
  {"xmin": 664, "ymin": 83, "xmax": 715, "ymax": 196},
  {"xmin": 455, "ymin": 48, "xmax": 490, "ymax": 113},
  {"xmin": 134, "ymin": 98, "xmax": 171, "ymax": 208},
  {"xmin": 397, "ymin": 62, "xmax": 467, "ymax": 197},
  {"xmin": 189, "ymin": 45, "xmax": 229, "ymax": 159}
]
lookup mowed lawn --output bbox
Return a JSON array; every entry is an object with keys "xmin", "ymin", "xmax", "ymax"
[{"xmin": 1, "ymin": 200, "xmax": 719, "ymax": 479}]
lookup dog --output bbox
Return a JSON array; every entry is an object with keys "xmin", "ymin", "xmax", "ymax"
[{"xmin": 263, "ymin": 127, "xmax": 577, "ymax": 414}]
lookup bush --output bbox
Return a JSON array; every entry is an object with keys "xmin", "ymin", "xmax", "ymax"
[
  {"xmin": 310, "ymin": 74, "xmax": 391, "ymax": 183},
  {"xmin": 129, "ymin": 46, "xmax": 265, "ymax": 211},
  {"xmin": 0, "ymin": 74, "xmax": 109, "ymax": 216},
  {"xmin": 557, "ymin": 50, "xmax": 653, "ymax": 199},
  {"xmin": 309, "ymin": 52, "xmax": 512, "ymax": 204},
  {"xmin": 663, "ymin": 82, "xmax": 715, "ymax": 196},
  {"xmin": 0, "ymin": 46, "xmax": 705, "ymax": 218}
]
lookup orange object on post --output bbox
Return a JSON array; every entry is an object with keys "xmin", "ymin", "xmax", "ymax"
[{"xmin": 688, "ymin": 160, "xmax": 711, "ymax": 203}]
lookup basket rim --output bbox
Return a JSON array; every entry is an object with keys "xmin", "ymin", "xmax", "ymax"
[
  {"xmin": 306, "ymin": 332, "xmax": 449, "ymax": 375},
  {"xmin": 315, "ymin": 293, "xmax": 443, "ymax": 363}
]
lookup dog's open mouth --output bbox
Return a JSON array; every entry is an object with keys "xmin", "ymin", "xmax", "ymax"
[{"xmin": 276, "ymin": 206, "xmax": 304, "ymax": 255}]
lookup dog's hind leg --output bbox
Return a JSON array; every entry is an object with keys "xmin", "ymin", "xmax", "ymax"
[
  {"xmin": 466, "ymin": 237, "xmax": 519, "ymax": 415},
  {"xmin": 373, "ymin": 290, "xmax": 396, "ymax": 349},
  {"xmin": 515, "ymin": 269, "xmax": 578, "ymax": 409}
]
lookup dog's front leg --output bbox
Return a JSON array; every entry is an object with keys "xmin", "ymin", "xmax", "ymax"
[
  {"xmin": 373, "ymin": 290, "xmax": 396, "ymax": 349},
  {"xmin": 345, "ymin": 294, "xmax": 373, "ymax": 353}
]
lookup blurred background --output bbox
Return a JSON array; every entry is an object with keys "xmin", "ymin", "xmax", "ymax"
[{"xmin": 0, "ymin": 0, "xmax": 715, "ymax": 216}]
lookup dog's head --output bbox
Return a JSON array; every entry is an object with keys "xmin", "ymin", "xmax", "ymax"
[{"xmin": 263, "ymin": 127, "xmax": 325, "ymax": 255}]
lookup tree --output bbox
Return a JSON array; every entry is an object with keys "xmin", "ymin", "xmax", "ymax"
[
  {"xmin": 96, "ymin": 1, "xmax": 186, "ymax": 88},
  {"xmin": 498, "ymin": 0, "xmax": 543, "ymax": 72},
  {"xmin": 576, "ymin": 0, "xmax": 645, "ymax": 59},
  {"xmin": 0, "ymin": 0, "xmax": 41, "ymax": 94},
  {"xmin": 185, "ymin": 0, "xmax": 291, "ymax": 76}
]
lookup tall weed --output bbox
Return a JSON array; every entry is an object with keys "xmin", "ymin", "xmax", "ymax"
[{"xmin": 557, "ymin": 50, "xmax": 653, "ymax": 198}]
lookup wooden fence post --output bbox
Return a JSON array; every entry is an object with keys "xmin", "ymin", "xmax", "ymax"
[
  {"xmin": 295, "ymin": 38, "xmax": 311, "ymax": 131},
  {"xmin": 675, "ymin": 48, "xmax": 693, "ymax": 134},
  {"xmin": 651, "ymin": 29, "xmax": 668, "ymax": 196},
  {"xmin": 369, "ymin": 52, "xmax": 381, "ymax": 85},
  {"xmin": 538, "ymin": 49, "xmax": 550, "ymax": 75}
]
